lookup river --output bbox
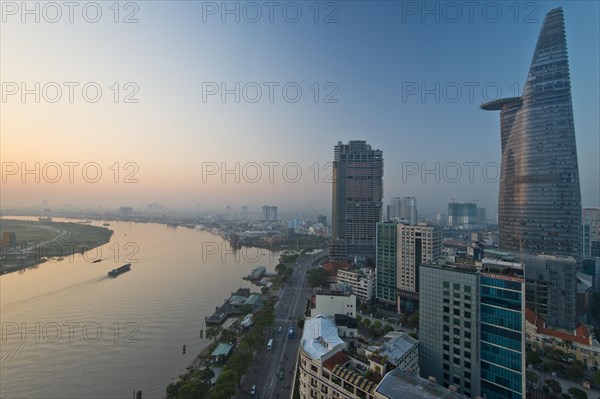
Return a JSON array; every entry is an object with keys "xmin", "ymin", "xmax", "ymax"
[{"xmin": 0, "ymin": 217, "xmax": 281, "ymax": 399}]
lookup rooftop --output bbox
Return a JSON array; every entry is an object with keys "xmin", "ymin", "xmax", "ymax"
[
  {"xmin": 367, "ymin": 332, "xmax": 418, "ymax": 364},
  {"xmin": 525, "ymin": 308, "xmax": 592, "ymax": 346},
  {"xmin": 302, "ymin": 315, "xmax": 346, "ymax": 361},
  {"xmin": 211, "ymin": 343, "xmax": 234, "ymax": 357},
  {"xmin": 375, "ymin": 369, "xmax": 469, "ymax": 399}
]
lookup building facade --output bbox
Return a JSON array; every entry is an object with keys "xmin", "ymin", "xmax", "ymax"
[
  {"xmin": 311, "ymin": 288, "xmax": 356, "ymax": 319},
  {"xmin": 331, "ymin": 140, "xmax": 383, "ymax": 260},
  {"xmin": 419, "ymin": 263, "xmax": 480, "ymax": 398},
  {"xmin": 481, "ymin": 8, "xmax": 581, "ymax": 262},
  {"xmin": 337, "ymin": 268, "xmax": 376, "ymax": 303},
  {"xmin": 396, "ymin": 223, "xmax": 442, "ymax": 313},
  {"xmin": 375, "ymin": 222, "xmax": 398, "ymax": 305},
  {"xmin": 419, "ymin": 260, "xmax": 526, "ymax": 399},
  {"xmin": 521, "ymin": 254, "xmax": 578, "ymax": 331}
]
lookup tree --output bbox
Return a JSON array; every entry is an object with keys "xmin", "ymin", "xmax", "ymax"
[
  {"xmin": 275, "ymin": 263, "xmax": 286, "ymax": 275},
  {"xmin": 362, "ymin": 318, "xmax": 371, "ymax": 327},
  {"xmin": 526, "ymin": 370, "xmax": 539, "ymax": 386},
  {"xmin": 568, "ymin": 387, "xmax": 588, "ymax": 399},
  {"xmin": 373, "ymin": 320, "xmax": 382, "ymax": 330},
  {"xmin": 199, "ymin": 367, "xmax": 215, "ymax": 385},
  {"xmin": 307, "ymin": 268, "xmax": 329, "ymax": 288},
  {"xmin": 568, "ymin": 360, "xmax": 585, "ymax": 380},
  {"xmin": 545, "ymin": 379, "xmax": 562, "ymax": 395},
  {"xmin": 206, "ymin": 327, "xmax": 221, "ymax": 342},
  {"xmin": 407, "ymin": 312, "xmax": 419, "ymax": 328},
  {"xmin": 356, "ymin": 314, "xmax": 362, "ymax": 323},
  {"xmin": 527, "ymin": 350, "xmax": 542, "ymax": 365},
  {"xmin": 592, "ymin": 370, "xmax": 600, "ymax": 385}
]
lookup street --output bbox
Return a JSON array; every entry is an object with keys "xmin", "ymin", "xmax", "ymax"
[{"xmin": 236, "ymin": 253, "xmax": 320, "ymax": 399}]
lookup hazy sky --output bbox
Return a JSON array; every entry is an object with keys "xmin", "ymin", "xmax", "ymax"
[{"xmin": 1, "ymin": 1, "xmax": 599, "ymax": 215}]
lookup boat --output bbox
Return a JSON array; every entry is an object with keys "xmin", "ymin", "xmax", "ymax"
[
  {"xmin": 102, "ymin": 223, "xmax": 110, "ymax": 226},
  {"xmin": 93, "ymin": 259, "xmax": 102, "ymax": 263},
  {"xmin": 107, "ymin": 263, "xmax": 132, "ymax": 277}
]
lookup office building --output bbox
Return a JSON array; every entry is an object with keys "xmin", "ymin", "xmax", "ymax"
[
  {"xmin": 396, "ymin": 223, "xmax": 442, "ymax": 312},
  {"xmin": 118, "ymin": 206, "xmax": 133, "ymax": 219},
  {"xmin": 331, "ymin": 140, "xmax": 383, "ymax": 260},
  {"xmin": 375, "ymin": 222, "xmax": 442, "ymax": 312},
  {"xmin": 521, "ymin": 254, "xmax": 578, "ymax": 331},
  {"xmin": 482, "ymin": 8, "xmax": 581, "ymax": 262},
  {"xmin": 419, "ymin": 262, "xmax": 480, "ymax": 398},
  {"xmin": 375, "ymin": 222, "xmax": 398, "ymax": 305},
  {"xmin": 419, "ymin": 260, "xmax": 526, "ymax": 399}
]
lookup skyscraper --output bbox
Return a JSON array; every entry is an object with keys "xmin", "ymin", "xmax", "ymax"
[
  {"xmin": 331, "ymin": 140, "xmax": 383, "ymax": 259},
  {"xmin": 482, "ymin": 8, "xmax": 581, "ymax": 262}
]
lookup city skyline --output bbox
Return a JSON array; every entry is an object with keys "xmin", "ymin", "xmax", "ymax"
[{"xmin": 2, "ymin": 2, "xmax": 599, "ymax": 214}]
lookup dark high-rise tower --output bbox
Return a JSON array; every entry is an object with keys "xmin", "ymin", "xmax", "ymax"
[
  {"xmin": 482, "ymin": 8, "xmax": 581, "ymax": 262},
  {"xmin": 331, "ymin": 140, "xmax": 383, "ymax": 259}
]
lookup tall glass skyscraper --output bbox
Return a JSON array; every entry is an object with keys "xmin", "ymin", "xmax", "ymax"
[
  {"xmin": 482, "ymin": 8, "xmax": 581, "ymax": 262},
  {"xmin": 331, "ymin": 140, "xmax": 383, "ymax": 259}
]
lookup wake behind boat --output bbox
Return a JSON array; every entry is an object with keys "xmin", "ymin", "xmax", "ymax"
[{"xmin": 107, "ymin": 263, "xmax": 131, "ymax": 277}]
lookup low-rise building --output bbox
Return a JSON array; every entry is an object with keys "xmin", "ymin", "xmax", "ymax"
[
  {"xmin": 299, "ymin": 315, "xmax": 463, "ymax": 399},
  {"xmin": 337, "ymin": 268, "xmax": 376, "ymax": 303},
  {"xmin": 365, "ymin": 332, "xmax": 419, "ymax": 374},
  {"xmin": 311, "ymin": 287, "xmax": 356, "ymax": 318},
  {"xmin": 525, "ymin": 308, "xmax": 600, "ymax": 370}
]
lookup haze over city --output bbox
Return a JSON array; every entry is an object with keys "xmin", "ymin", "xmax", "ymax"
[{"xmin": 2, "ymin": 1, "xmax": 598, "ymax": 215}]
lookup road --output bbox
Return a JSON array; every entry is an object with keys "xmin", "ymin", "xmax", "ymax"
[{"xmin": 236, "ymin": 252, "xmax": 321, "ymax": 399}]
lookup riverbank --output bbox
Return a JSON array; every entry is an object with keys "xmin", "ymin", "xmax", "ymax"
[{"xmin": 0, "ymin": 219, "xmax": 113, "ymax": 275}]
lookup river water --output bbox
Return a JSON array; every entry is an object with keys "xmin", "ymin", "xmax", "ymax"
[{"xmin": 0, "ymin": 217, "xmax": 280, "ymax": 399}]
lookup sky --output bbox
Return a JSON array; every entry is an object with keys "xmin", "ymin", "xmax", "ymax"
[{"xmin": 1, "ymin": 0, "xmax": 599, "ymax": 216}]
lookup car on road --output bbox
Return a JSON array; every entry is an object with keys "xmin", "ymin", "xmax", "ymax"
[
  {"xmin": 250, "ymin": 385, "xmax": 256, "ymax": 396},
  {"xmin": 278, "ymin": 326, "xmax": 283, "ymax": 333}
]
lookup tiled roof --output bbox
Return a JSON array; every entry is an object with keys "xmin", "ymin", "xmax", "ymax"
[{"xmin": 525, "ymin": 308, "xmax": 591, "ymax": 346}]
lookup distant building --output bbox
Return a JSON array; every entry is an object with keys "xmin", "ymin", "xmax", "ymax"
[
  {"xmin": 331, "ymin": 140, "xmax": 383, "ymax": 260},
  {"xmin": 241, "ymin": 205, "xmax": 248, "ymax": 219},
  {"xmin": 317, "ymin": 215, "xmax": 327, "ymax": 225},
  {"xmin": 375, "ymin": 222, "xmax": 398, "ymax": 306},
  {"xmin": 1, "ymin": 232, "xmax": 17, "ymax": 250},
  {"xmin": 336, "ymin": 268, "xmax": 376, "ymax": 303},
  {"xmin": 387, "ymin": 197, "xmax": 417, "ymax": 225},
  {"xmin": 476, "ymin": 207, "xmax": 487, "ymax": 228},
  {"xmin": 262, "ymin": 205, "xmax": 278, "ymax": 222},
  {"xmin": 447, "ymin": 202, "xmax": 477, "ymax": 229},
  {"xmin": 118, "ymin": 206, "xmax": 133, "ymax": 219}
]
